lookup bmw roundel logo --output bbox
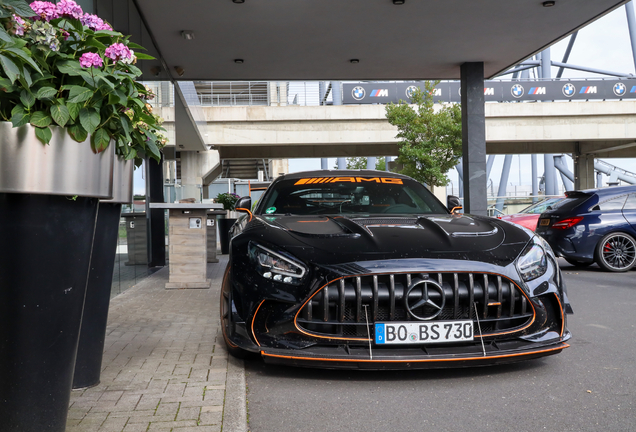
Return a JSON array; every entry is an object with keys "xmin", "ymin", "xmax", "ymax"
[
  {"xmin": 406, "ymin": 85, "xmax": 418, "ymax": 98},
  {"xmin": 511, "ymin": 84, "xmax": 524, "ymax": 98},
  {"xmin": 613, "ymin": 82, "xmax": 627, "ymax": 97},
  {"xmin": 562, "ymin": 83, "xmax": 576, "ymax": 97},
  {"xmin": 352, "ymin": 86, "xmax": 366, "ymax": 100}
]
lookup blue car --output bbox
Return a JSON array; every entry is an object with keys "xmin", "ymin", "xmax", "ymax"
[{"xmin": 535, "ymin": 186, "xmax": 636, "ymax": 272}]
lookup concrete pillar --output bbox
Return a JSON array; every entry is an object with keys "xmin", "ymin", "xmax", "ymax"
[
  {"xmin": 597, "ymin": 172, "xmax": 603, "ymax": 188},
  {"xmin": 531, "ymin": 154, "xmax": 538, "ymax": 202},
  {"xmin": 385, "ymin": 156, "xmax": 392, "ymax": 172},
  {"xmin": 367, "ymin": 157, "xmax": 377, "ymax": 170},
  {"xmin": 321, "ymin": 159, "xmax": 329, "ymax": 170},
  {"xmin": 460, "ymin": 62, "xmax": 488, "ymax": 215},
  {"xmin": 337, "ymin": 158, "xmax": 346, "ymax": 169},
  {"xmin": 573, "ymin": 144, "xmax": 595, "ymax": 190},
  {"xmin": 495, "ymin": 155, "xmax": 513, "ymax": 212},
  {"xmin": 544, "ymin": 154, "xmax": 557, "ymax": 196},
  {"xmin": 180, "ymin": 150, "xmax": 220, "ymax": 200},
  {"xmin": 332, "ymin": 81, "xmax": 342, "ymax": 105}
]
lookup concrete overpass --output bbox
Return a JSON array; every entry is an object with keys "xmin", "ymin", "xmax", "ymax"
[{"xmin": 156, "ymin": 100, "xmax": 636, "ymax": 189}]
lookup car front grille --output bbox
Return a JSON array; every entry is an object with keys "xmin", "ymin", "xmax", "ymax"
[{"xmin": 296, "ymin": 272, "xmax": 533, "ymax": 339}]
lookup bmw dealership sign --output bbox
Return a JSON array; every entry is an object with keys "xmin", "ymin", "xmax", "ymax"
[{"xmin": 342, "ymin": 79, "xmax": 636, "ymax": 104}]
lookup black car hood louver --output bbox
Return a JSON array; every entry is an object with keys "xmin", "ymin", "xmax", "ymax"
[{"xmin": 255, "ymin": 214, "xmax": 528, "ymax": 266}]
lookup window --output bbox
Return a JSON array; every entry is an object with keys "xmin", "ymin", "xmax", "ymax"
[
  {"xmin": 591, "ymin": 195, "xmax": 627, "ymax": 211},
  {"xmin": 623, "ymin": 194, "xmax": 636, "ymax": 210}
]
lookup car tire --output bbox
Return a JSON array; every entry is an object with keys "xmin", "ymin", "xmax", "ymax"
[
  {"xmin": 564, "ymin": 258, "xmax": 593, "ymax": 267},
  {"xmin": 220, "ymin": 272, "xmax": 251, "ymax": 359},
  {"xmin": 595, "ymin": 232, "xmax": 636, "ymax": 272}
]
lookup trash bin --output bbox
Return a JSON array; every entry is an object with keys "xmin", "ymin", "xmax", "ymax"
[{"xmin": 121, "ymin": 212, "xmax": 147, "ymax": 265}]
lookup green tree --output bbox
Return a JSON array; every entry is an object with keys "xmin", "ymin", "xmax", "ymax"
[
  {"xmin": 385, "ymin": 81, "xmax": 462, "ymax": 187},
  {"xmin": 339, "ymin": 156, "xmax": 386, "ymax": 170}
]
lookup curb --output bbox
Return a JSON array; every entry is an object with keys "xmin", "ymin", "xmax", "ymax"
[{"xmin": 223, "ymin": 356, "xmax": 248, "ymax": 432}]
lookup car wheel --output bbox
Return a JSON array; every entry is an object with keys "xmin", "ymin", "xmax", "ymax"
[
  {"xmin": 220, "ymin": 271, "xmax": 250, "ymax": 359},
  {"xmin": 564, "ymin": 258, "xmax": 593, "ymax": 267},
  {"xmin": 595, "ymin": 232, "xmax": 636, "ymax": 272}
]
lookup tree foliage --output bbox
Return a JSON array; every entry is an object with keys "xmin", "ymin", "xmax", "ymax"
[
  {"xmin": 340, "ymin": 156, "xmax": 386, "ymax": 171},
  {"xmin": 385, "ymin": 81, "xmax": 462, "ymax": 187}
]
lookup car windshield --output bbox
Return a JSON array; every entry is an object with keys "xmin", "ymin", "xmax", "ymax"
[
  {"xmin": 257, "ymin": 175, "xmax": 448, "ymax": 216},
  {"xmin": 519, "ymin": 197, "xmax": 564, "ymax": 214}
]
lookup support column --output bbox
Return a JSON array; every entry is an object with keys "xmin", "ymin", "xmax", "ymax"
[
  {"xmin": 146, "ymin": 156, "xmax": 166, "ymax": 267},
  {"xmin": 461, "ymin": 62, "xmax": 487, "ymax": 215},
  {"xmin": 544, "ymin": 154, "xmax": 557, "ymax": 196},
  {"xmin": 367, "ymin": 157, "xmax": 377, "ymax": 170},
  {"xmin": 626, "ymin": 1, "xmax": 636, "ymax": 70},
  {"xmin": 573, "ymin": 144, "xmax": 595, "ymax": 190},
  {"xmin": 495, "ymin": 155, "xmax": 513, "ymax": 212},
  {"xmin": 531, "ymin": 154, "xmax": 538, "ymax": 202},
  {"xmin": 321, "ymin": 159, "xmax": 328, "ymax": 170}
]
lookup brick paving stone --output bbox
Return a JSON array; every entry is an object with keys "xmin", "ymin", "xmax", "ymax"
[{"xmin": 67, "ymin": 257, "xmax": 240, "ymax": 432}]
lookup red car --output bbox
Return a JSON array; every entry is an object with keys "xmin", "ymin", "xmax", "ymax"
[{"xmin": 499, "ymin": 197, "xmax": 564, "ymax": 231}]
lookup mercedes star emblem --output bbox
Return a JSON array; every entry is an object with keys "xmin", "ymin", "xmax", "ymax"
[{"xmin": 404, "ymin": 279, "xmax": 446, "ymax": 320}]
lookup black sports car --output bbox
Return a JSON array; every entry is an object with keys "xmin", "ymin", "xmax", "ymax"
[{"xmin": 221, "ymin": 170, "xmax": 572, "ymax": 369}]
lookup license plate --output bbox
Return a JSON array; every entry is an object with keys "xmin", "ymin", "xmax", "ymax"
[
  {"xmin": 540, "ymin": 218, "xmax": 551, "ymax": 226},
  {"xmin": 375, "ymin": 321, "xmax": 473, "ymax": 345}
]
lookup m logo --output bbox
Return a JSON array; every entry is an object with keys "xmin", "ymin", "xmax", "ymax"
[
  {"xmin": 431, "ymin": 88, "xmax": 442, "ymax": 96},
  {"xmin": 370, "ymin": 89, "xmax": 389, "ymax": 97},
  {"xmin": 529, "ymin": 87, "xmax": 546, "ymax": 95},
  {"xmin": 579, "ymin": 86, "xmax": 597, "ymax": 94},
  {"xmin": 484, "ymin": 88, "xmax": 494, "ymax": 96}
]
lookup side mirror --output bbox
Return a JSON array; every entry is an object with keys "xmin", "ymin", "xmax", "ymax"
[
  {"xmin": 235, "ymin": 196, "xmax": 252, "ymax": 213},
  {"xmin": 447, "ymin": 195, "xmax": 462, "ymax": 214}
]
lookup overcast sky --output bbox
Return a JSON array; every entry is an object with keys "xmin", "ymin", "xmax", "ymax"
[{"xmin": 288, "ymin": 4, "xmax": 636, "ymax": 193}]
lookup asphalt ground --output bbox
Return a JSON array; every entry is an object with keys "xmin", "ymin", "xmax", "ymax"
[{"xmin": 244, "ymin": 259, "xmax": 636, "ymax": 432}]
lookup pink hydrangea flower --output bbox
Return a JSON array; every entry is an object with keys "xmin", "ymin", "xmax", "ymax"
[
  {"xmin": 79, "ymin": 52, "xmax": 103, "ymax": 68},
  {"xmin": 56, "ymin": 0, "xmax": 83, "ymax": 19},
  {"xmin": 12, "ymin": 14, "xmax": 26, "ymax": 36},
  {"xmin": 30, "ymin": 1, "xmax": 59, "ymax": 21},
  {"xmin": 105, "ymin": 42, "xmax": 133, "ymax": 63},
  {"xmin": 80, "ymin": 13, "xmax": 112, "ymax": 31}
]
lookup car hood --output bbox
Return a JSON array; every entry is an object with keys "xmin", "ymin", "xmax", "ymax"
[{"xmin": 252, "ymin": 213, "xmax": 531, "ymax": 267}]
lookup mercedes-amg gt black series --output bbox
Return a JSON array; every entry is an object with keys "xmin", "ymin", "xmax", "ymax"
[{"xmin": 221, "ymin": 170, "xmax": 572, "ymax": 369}]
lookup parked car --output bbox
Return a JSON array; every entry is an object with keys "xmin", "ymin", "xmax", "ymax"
[
  {"xmin": 536, "ymin": 185, "xmax": 636, "ymax": 272},
  {"xmin": 499, "ymin": 197, "xmax": 564, "ymax": 231},
  {"xmin": 221, "ymin": 170, "xmax": 571, "ymax": 369}
]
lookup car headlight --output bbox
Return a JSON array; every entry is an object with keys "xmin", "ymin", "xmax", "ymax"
[
  {"xmin": 248, "ymin": 242, "xmax": 306, "ymax": 284},
  {"xmin": 516, "ymin": 236, "xmax": 548, "ymax": 282}
]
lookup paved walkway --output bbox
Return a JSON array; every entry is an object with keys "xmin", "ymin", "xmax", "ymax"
[{"xmin": 66, "ymin": 255, "xmax": 248, "ymax": 432}]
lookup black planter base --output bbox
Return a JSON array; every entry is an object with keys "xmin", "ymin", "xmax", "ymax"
[
  {"xmin": 0, "ymin": 193, "xmax": 98, "ymax": 432},
  {"xmin": 73, "ymin": 202, "xmax": 122, "ymax": 389}
]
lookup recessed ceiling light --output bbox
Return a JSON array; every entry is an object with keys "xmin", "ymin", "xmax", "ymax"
[
  {"xmin": 350, "ymin": 59, "xmax": 360, "ymax": 64},
  {"xmin": 393, "ymin": 0, "xmax": 405, "ymax": 4},
  {"xmin": 542, "ymin": 1, "xmax": 555, "ymax": 6},
  {"xmin": 234, "ymin": 59, "xmax": 244, "ymax": 64},
  {"xmin": 181, "ymin": 30, "xmax": 195, "ymax": 40},
  {"xmin": 232, "ymin": 0, "xmax": 245, "ymax": 3}
]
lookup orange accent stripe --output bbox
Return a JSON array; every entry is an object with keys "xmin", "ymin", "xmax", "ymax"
[
  {"xmin": 294, "ymin": 179, "xmax": 310, "ymax": 185},
  {"xmin": 251, "ymin": 300, "xmax": 267, "ymax": 347},
  {"xmin": 236, "ymin": 208, "xmax": 253, "ymax": 222},
  {"xmin": 293, "ymin": 272, "xmax": 537, "ymax": 341},
  {"xmin": 554, "ymin": 292, "xmax": 565, "ymax": 337},
  {"xmin": 488, "ymin": 302, "xmax": 501, "ymax": 306},
  {"xmin": 260, "ymin": 343, "xmax": 569, "ymax": 364}
]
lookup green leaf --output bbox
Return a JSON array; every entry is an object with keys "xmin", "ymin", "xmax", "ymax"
[
  {"xmin": 30, "ymin": 111, "xmax": 52, "ymax": 127},
  {"xmin": 20, "ymin": 89, "xmax": 35, "ymax": 108},
  {"xmin": 4, "ymin": 47, "xmax": 42, "ymax": 74},
  {"xmin": 134, "ymin": 53, "xmax": 155, "ymax": 60},
  {"xmin": 67, "ymin": 85, "xmax": 93, "ymax": 103},
  {"xmin": 78, "ymin": 70, "xmax": 98, "ymax": 87},
  {"xmin": 145, "ymin": 135, "xmax": 160, "ymax": 159},
  {"xmin": 50, "ymin": 104, "xmax": 70, "ymax": 127},
  {"xmin": 67, "ymin": 102, "xmax": 80, "ymax": 120},
  {"xmin": 56, "ymin": 60, "xmax": 84, "ymax": 76},
  {"xmin": 97, "ymin": 75, "xmax": 115, "ymax": 90},
  {"xmin": 79, "ymin": 107, "xmax": 100, "ymax": 134},
  {"xmin": 0, "ymin": 54, "xmax": 20, "ymax": 84},
  {"xmin": 18, "ymin": 64, "xmax": 31, "ymax": 87},
  {"xmin": 126, "ymin": 42, "xmax": 146, "ymax": 51},
  {"xmin": 84, "ymin": 37, "xmax": 106, "ymax": 50},
  {"xmin": 130, "ymin": 98, "xmax": 144, "ymax": 109},
  {"xmin": 10, "ymin": 105, "xmax": 29, "ymax": 127},
  {"xmin": 0, "ymin": 77, "xmax": 16, "ymax": 92},
  {"xmin": 67, "ymin": 123, "xmax": 88, "ymax": 142},
  {"xmin": 34, "ymin": 126, "xmax": 52, "ymax": 144},
  {"xmin": 91, "ymin": 128, "xmax": 110, "ymax": 153},
  {"xmin": 114, "ymin": 88, "xmax": 127, "ymax": 105},
  {"xmin": 0, "ymin": 24, "xmax": 12, "ymax": 43},
  {"xmin": 4, "ymin": 0, "xmax": 37, "ymax": 17},
  {"xmin": 94, "ymin": 30, "xmax": 123, "ymax": 37},
  {"xmin": 36, "ymin": 86, "xmax": 57, "ymax": 100}
]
